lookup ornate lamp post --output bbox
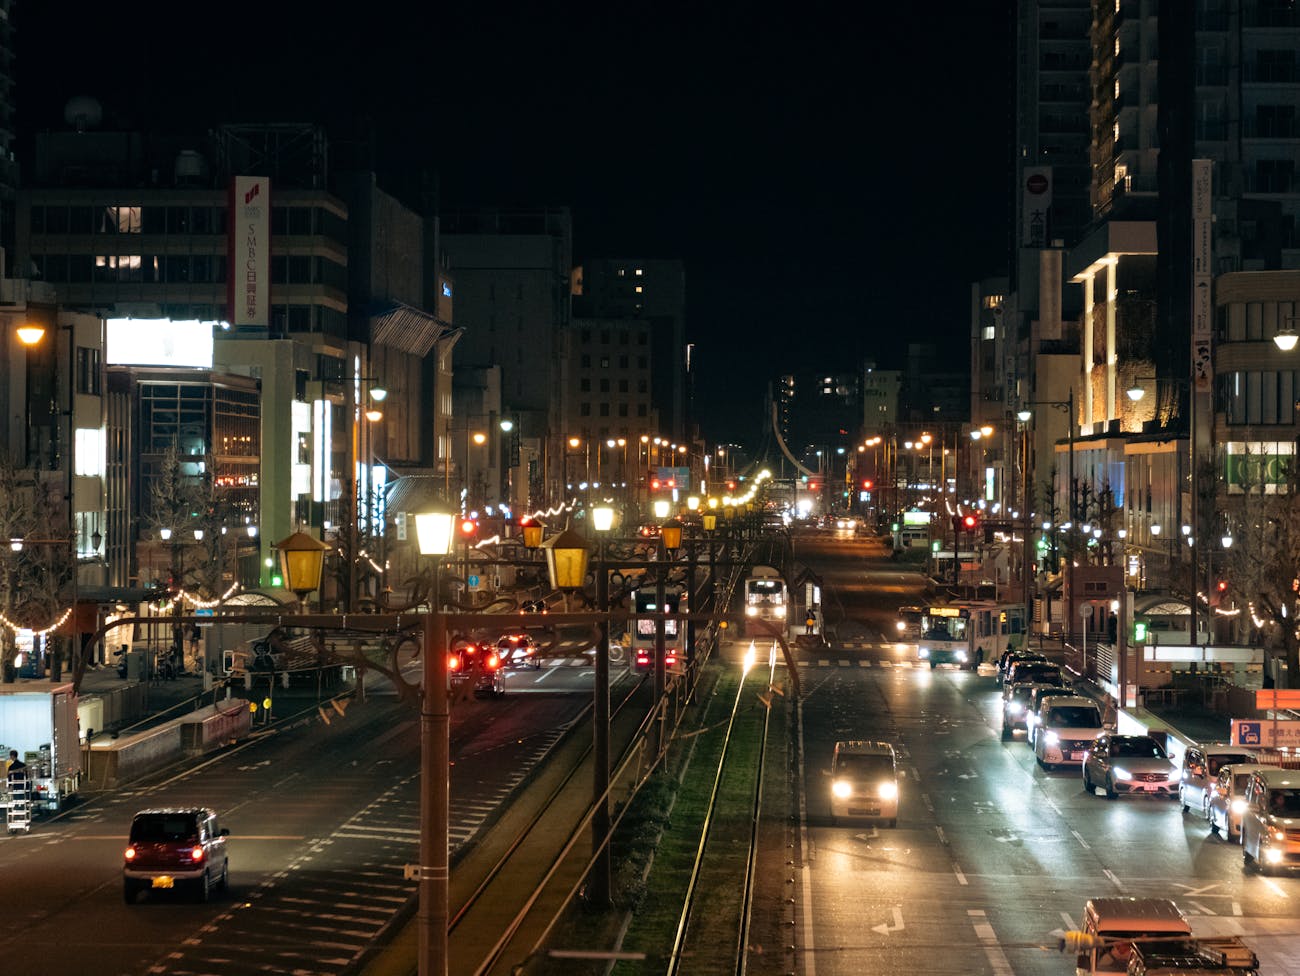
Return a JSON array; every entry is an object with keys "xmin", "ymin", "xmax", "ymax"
[
  {"xmin": 275, "ymin": 531, "xmax": 330, "ymax": 611},
  {"xmin": 542, "ymin": 527, "xmax": 591, "ymax": 610},
  {"xmin": 412, "ymin": 505, "xmax": 456, "ymax": 976}
]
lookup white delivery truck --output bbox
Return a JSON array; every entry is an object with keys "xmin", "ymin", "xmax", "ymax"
[{"xmin": 0, "ymin": 682, "xmax": 81, "ymax": 811}]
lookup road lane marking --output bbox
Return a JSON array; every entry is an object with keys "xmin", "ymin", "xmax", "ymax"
[
  {"xmin": 1232, "ymin": 901, "xmax": 1243, "ymax": 916},
  {"xmin": 935, "ymin": 825, "xmax": 947, "ymax": 845},
  {"xmin": 1070, "ymin": 829, "xmax": 1091, "ymax": 849},
  {"xmin": 953, "ymin": 863, "xmax": 968, "ymax": 886},
  {"xmin": 533, "ymin": 667, "xmax": 561, "ymax": 682},
  {"xmin": 1103, "ymin": 868, "xmax": 1124, "ymax": 891},
  {"xmin": 1061, "ymin": 911, "xmax": 1078, "ymax": 930},
  {"xmin": 871, "ymin": 906, "xmax": 905, "ymax": 935},
  {"xmin": 1043, "ymin": 796, "xmax": 1063, "ymax": 816},
  {"xmin": 967, "ymin": 909, "xmax": 1015, "ymax": 975},
  {"xmin": 1262, "ymin": 877, "xmax": 1288, "ymax": 898},
  {"xmin": 1188, "ymin": 901, "xmax": 1214, "ymax": 915}
]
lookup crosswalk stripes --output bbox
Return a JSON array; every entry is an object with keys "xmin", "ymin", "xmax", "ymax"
[{"xmin": 805, "ymin": 658, "xmax": 919, "ymax": 669}]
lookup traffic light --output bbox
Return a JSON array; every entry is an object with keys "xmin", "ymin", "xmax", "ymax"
[
  {"xmin": 862, "ymin": 479, "xmax": 873, "ymax": 490},
  {"xmin": 962, "ymin": 513, "xmax": 978, "ymax": 532},
  {"xmin": 459, "ymin": 517, "xmax": 478, "ymax": 541}
]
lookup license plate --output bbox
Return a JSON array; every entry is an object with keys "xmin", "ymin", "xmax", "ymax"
[
  {"xmin": 850, "ymin": 808, "xmax": 881, "ymax": 816},
  {"xmin": 151, "ymin": 876, "xmax": 174, "ymax": 889},
  {"xmin": 1070, "ymin": 752, "xmax": 1084, "ymax": 761},
  {"xmin": 1144, "ymin": 784, "xmax": 1162, "ymax": 792}
]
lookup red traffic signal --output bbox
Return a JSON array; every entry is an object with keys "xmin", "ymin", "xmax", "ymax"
[
  {"xmin": 962, "ymin": 514, "xmax": 978, "ymax": 530},
  {"xmin": 459, "ymin": 518, "xmax": 478, "ymax": 537},
  {"xmin": 1217, "ymin": 579, "xmax": 1228, "ymax": 592},
  {"xmin": 862, "ymin": 479, "xmax": 874, "ymax": 490}
]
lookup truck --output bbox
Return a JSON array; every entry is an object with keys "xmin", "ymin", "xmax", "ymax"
[
  {"xmin": 1126, "ymin": 937, "xmax": 1259, "ymax": 976},
  {"xmin": 0, "ymin": 682, "xmax": 82, "ymax": 811}
]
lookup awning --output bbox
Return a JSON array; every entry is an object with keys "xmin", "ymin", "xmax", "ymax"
[
  {"xmin": 385, "ymin": 474, "xmax": 449, "ymax": 515},
  {"xmin": 370, "ymin": 301, "xmax": 461, "ymax": 357}
]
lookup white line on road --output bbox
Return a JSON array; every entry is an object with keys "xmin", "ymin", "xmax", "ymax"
[
  {"xmin": 533, "ymin": 667, "xmax": 561, "ymax": 683},
  {"xmin": 953, "ymin": 864, "xmax": 968, "ymax": 886},
  {"xmin": 1070, "ymin": 829, "xmax": 1091, "ymax": 850},
  {"xmin": 1103, "ymin": 868, "xmax": 1125, "ymax": 892},
  {"xmin": 1060, "ymin": 911, "xmax": 1078, "ymax": 931},
  {"xmin": 1232, "ymin": 901, "xmax": 1243, "ymax": 916},
  {"xmin": 1188, "ymin": 901, "xmax": 1214, "ymax": 915},
  {"xmin": 1262, "ymin": 877, "xmax": 1288, "ymax": 898},
  {"xmin": 1044, "ymin": 796, "xmax": 1063, "ymax": 817},
  {"xmin": 921, "ymin": 792, "xmax": 934, "ymax": 813},
  {"xmin": 967, "ymin": 909, "xmax": 1015, "ymax": 976}
]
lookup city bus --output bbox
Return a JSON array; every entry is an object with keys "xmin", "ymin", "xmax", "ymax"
[
  {"xmin": 914, "ymin": 600, "xmax": 1027, "ymax": 670},
  {"xmin": 632, "ymin": 586, "xmax": 687, "ymax": 670},
  {"xmin": 741, "ymin": 565, "xmax": 788, "ymax": 637}
]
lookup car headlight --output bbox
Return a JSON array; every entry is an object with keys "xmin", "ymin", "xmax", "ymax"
[
  {"xmin": 1113, "ymin": 767, "xmax": 1133, "ymax": 781},
  {"xmin": 832, "ymin": 780, "xmax": 852, "ymax": 799},
  {"xmin": 896, "ymin": 621, "xmax": 906, "ymax": 632},
  {"xmin": 956, "ymin": 650, "xmax": 968, "ymax": 661},
  {"xmin": 877, "ymin": 780, "xmax": 899, "ymax": 800},
  {"xmin": 1044, "ymin": 731, "xmax": 1060, "ymax": 746},
  {"xmin": 774, "ymin": 605, "xmax": 787, "ymax": 618},
  {"xmin": 1266, "ymin": 848, "xmax": 1284, "ymax": 863},
  {"xmin": 919, "ymin": 648, "xmax": 930, "ymax": 658},
  {"xmin": 1271, "ymin": 826, "xmax": 1287, "ymax": 841},
  {"xmin": 745, "ymin": 606, "xmax": 758, "ymax": 617},
  {"xmin": 1231, "ymin": 798, "xmax": 1249, "ymax": 814},
  {"xmin": 1006, "ymin": 702, "xmax": 1023, "ymax": 715}
]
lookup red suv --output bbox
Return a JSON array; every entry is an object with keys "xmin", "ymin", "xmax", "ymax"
[{"xmin": 123, "ymin": 807, "xmax": 229, "ymax": 903}]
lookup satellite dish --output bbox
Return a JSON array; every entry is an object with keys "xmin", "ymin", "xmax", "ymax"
[{"xmin": 64, "ymin": 96, "xmax": 103, "ymax": 131}]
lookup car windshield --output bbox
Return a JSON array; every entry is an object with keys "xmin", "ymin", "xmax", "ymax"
[
  {"xmin": 1050, "ymin": 706, "xmax": 1101, "ymax": 727},
  {"xmin": 1112, "ymin": 738, "xmax": 1167, "ymax": 758},
  {"xmin": 1209, "ymin": 754, "xmax": 1255, "ymax": 775},
  {"xmin": 1017, "ymin": 666, "xmax": 1062, "ymax": 684},
  {"xmin": 131, "ymin": 816, "xmax": 197, "ymax": 843},
  {"xmin": 836, "ymin": 755, "xmax": 893, "ymax": 779}
]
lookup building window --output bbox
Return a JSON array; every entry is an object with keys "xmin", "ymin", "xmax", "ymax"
[
  {"xmin": 638, "ymin": 379, "xmax": 648, "ymax": 393},
  {"xmin": 600, "ymin": 329, "xmax": 610, "ymax": 344},
  {"xmin": 580, "ymin": 328, "xmax": 591, "ymax": 343},
  {"xmin": 637, "ymin": 356, "xmax": 647, "ymax": 369},
  {"xmin": 635, "ymin": 268, "xmax": 643, "ymax": 276},
  {"xmin": 601, "ymin": 357, "xmax": 610, "ymax": 368},
  {"xmin": 637, "ymin": 333, "xmax": 648, "ymax": 345},
  {"xmin": 76, "ymin": 347, "xmax": 102, "ymax": 395},
  {"xmin": 599, "ymin": 379, "xmax": 610, "ymax": 393},
  {"xmin": 580, "ymin": 378, "xmax": 590, "ymax": 392},
  {"xmin": 619, "ymin": 403, "xmax": 629, "ymax": 417},
  {"xmin": 599, "ymin": 403, "xmax": 610, "ymax": 417},
  {"xmin": 637, "ymin": 404, "xmax": 648, "ymax": 417},
  {"xmin": 580, "ymin": 402, "xmax": 591, "ymax": 417},
  {"xmin": 619, "ymin": 330, "xmax": 629, "ymax": 345},
  {"xmin": 619, "ymin": 379, "xmax": 629, "ymax": 393},
  {"xmin": 581, "ymin": 354, "xmax": 591, "ymax": 368}
]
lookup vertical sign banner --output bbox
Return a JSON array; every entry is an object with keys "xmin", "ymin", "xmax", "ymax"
[
  {"xmin": 1191, "ymin": 159, "xmax": 1213, "ymax": 393},
  {"xmin": 229, "ymin": 176, "xmax": 271, "ymax": 328},
  {"xmin": 1021, "ymin": 167, "xmax": 1052, "ymax": 249}
]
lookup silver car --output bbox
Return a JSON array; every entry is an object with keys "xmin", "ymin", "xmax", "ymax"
[
  {"xmin": 1081, "ymin": 733, "xmax": 1179, "ymax": 800},
  {"xmin": 1208, "ymin": 763, "xmax": 1282, "ymax": 841}
]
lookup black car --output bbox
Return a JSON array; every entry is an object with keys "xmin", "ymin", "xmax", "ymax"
[
  {"xmin": 123, "ymin": 807, "xmax": 229, "ymax": 903},
  {"xmin": 448, "ymin": 642, "xmax": 506, "ymax": 697}
]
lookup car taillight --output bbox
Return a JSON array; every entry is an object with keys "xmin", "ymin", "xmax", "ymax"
[
  {"xmin": 190, "ymin": 846, "xmax": 206, "ymax": 861},
  {"xmin": 124, "ymin": 847, "xmax": 136, "ymax": 861},
  {"xmin": 487, "ymin": 653, "xmax": 500, "ymax": 670},
  {"xmin": 448, "ymin": 654, "xmax": 460, "ymax": 671}
]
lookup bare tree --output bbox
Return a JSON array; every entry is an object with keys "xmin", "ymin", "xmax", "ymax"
[{"xmin": 1219, "ymin": 443, "xmax": 1300, "ymax": 686}]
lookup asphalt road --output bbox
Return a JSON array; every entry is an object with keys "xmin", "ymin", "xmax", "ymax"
[
  {"xmin": 0, "ymin": 652, "xmax": 618, "ymax": 976},
  {"xmin": 785, "ymin": 528, "xmax": 1300, "ymax": 976}
]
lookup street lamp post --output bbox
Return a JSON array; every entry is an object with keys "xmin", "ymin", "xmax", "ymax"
[
  {"xmin": 589, "ymin": 504, "xmax": 614, "ymax": 906},
  {"xmin": 658, "ymin": 518, "xmax": 683, "ymax": 757},
  {"xmin": 412, "ymin": 507, "xmax": 456, "ymax": 976},
  {"xmin": 1017, "ymin": 389, "xmax": 1075, "ymax": 623}
]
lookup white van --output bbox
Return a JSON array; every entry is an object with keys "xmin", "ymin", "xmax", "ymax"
[
  {"xmin": 1241, "ymin": 766, "xmax": 1300, "ymax": 873},
  {"xmin": 1179, "ymin": 743, "xmax": 1258, "ymax": 816},
  {"xmin": 830, "ymin": 741, "xmax": 898, "ymax": 827},
  {"xmin": 1033, "ymin": 695, "xmax": 1103, "ymax": 770},
  {"xmin": 1074, "ymin": 898, "xmax": 1191, "ymax": 974}
]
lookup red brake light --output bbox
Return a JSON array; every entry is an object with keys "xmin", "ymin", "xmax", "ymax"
[
  {"xmin": 448, "ymin": 654, "xmax": 460, "ymax": 671},
  {"xmin": 190, "ymin": 846, "xmax": 205, "ymax": 861},
  {"xmin": 124, "ymin": 847, "xmax": 136, "ymax": 861},
  {"xmin": 487, "ymin": 654, "xmax": 500, "ymax": 670}
]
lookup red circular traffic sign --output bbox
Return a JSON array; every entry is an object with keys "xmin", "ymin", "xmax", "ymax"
[{"xmin": 1026, "ymin": 173, "xmax": 1049, "ymax": 194}]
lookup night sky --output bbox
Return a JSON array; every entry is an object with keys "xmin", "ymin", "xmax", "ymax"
[{"xmin": 17, "ymin": 2, "xmax": 1012, "ymax": 444}]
